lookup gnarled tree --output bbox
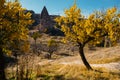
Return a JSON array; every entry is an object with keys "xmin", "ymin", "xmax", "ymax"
[{"xmin": 55, "ymin": 4, "xmax": 120, "ymax": 70}]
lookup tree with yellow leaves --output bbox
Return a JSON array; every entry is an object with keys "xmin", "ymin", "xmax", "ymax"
[
  {"xmin": 31, "ymin": 31, "xmax": 42, "ymax": 53},
  {"xmin": 0, "ymin": 0, "xmax": 33, "ymax": 79},
  {"xmin": 47, "ymin": 39, "xmax": 58, "ymax": 59},
  {"xmin": 55, "ymin": 3, "xmax": 120, "ymax": 70}
]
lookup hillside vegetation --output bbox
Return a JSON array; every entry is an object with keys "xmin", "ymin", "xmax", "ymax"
[
  {"xmin": 1, "ymin": 1, "xmax": 120, "ymax": 80},
  {"xmin": 6, "ymin": 34, "xmax": 120, "ymax": 80}
]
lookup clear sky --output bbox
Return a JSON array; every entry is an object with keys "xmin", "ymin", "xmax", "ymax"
[{"xmin": 20, "ymin": 0, "xmax": 120, "ymax": 16}]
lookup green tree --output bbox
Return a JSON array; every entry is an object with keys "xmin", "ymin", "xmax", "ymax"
[
  {"xmin": 47, "ymin": 39, "xmax": 58, "ymax": 59},
  {"xmin": 0, "ymin": 0, "xmax": 33, "ymax": 79},
  {"xmin": 31, "ymin": 31, "xmax": 42, "ymax": 53},
  {"xmin": 55, "ymin": 4, "xmax": 120, "ymax": 70}
]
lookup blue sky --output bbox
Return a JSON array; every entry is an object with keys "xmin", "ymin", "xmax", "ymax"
[{"xmin": 20, "ymin": 0, "xmax": 120, "ymax": 16}]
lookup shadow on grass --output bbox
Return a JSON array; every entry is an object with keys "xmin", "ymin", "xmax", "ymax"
[
  {"xmin": 38, "ymin": 74, "xmax": 65, "ymax": 80},
  {"xmin": 57, "ymin": 53, "xmax": 73, "ymax": 57}
]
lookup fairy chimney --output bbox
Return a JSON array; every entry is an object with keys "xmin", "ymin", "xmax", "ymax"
[{"xmin": 39, "ymin": 6, "xmax": 53, "ymax": 33}]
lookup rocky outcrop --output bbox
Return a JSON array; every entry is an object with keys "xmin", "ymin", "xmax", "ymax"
[{"xmin": 27, "ymin": 6, "xmax": 64, "ymax": 35}]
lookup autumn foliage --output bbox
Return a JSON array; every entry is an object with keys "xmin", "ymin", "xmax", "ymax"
[
  {"xmin": 55, "ymin": 4, "xmax": 120, "ymax": 70},
  {"xmin": 0, "ymin": 0, "xmax": 33, "ymax": 79},
  {"xmin": 0, "ymin": 0, "xmax": 33, "ymax": 53}
]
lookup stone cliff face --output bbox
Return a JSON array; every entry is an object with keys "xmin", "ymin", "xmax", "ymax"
[
  {"xmin": 25, "ymin": 10, "xmax": 40, "ymax": 29},
  {"xmin": 38, "ymin": 6, "xmax": 53, "ymax": 33},
  {"xmin": 26, "ymin": 6, "xmax": 64, "ymax": 35},
  {"xmin": 27, "ymin": 6, "xmax": 59, "ymax": 31}
]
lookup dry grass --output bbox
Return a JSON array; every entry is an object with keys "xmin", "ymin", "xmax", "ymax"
[
  {"xmin": 36, "ymin": 63, "xmax": 120, "ymax": 80},
  {"xmin": 32, "ymin": 36, "xmax": 120, "ymax": 80},
  {"xmin": 6, "ymin": 34, "xmax": 120, "ymax": 79},
  {"xmin": 87, "ymin": 46, "xmax": 120, "ymax": 64}
]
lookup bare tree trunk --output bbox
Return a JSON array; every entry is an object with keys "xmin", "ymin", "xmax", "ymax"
[
  {"xmin": 78, "ymin": 45, "xmax": 93, "ymax": 70},
  {"xmin": 0, "ymin": 47, "xmax": 6, "ymax": 80},
  {"xmin": 49, "ymin": 52, "xmax": 52, "ymax": 59},
  {"xmin": 104, "ymin": 36, "xmax": 107, "ymax": 47},
  {"xmin": 35, "ymin": 40, "xmax": 37, "ymax": 49},
  {"xmin": 104, "ymin": 36, "xmax": 112, "ymax": 47},
  {"xmin": 35, "ymin": 40, "xmax": 37, "ymax": 54}
]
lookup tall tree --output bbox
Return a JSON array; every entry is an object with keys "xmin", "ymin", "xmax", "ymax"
[
  {"xmin": 0, "ymin": 0, "xmax": 33, "ymax": 79},
  {"xmin": 55, "ymin": 4, "xmax": 120, "ymax": 70}
]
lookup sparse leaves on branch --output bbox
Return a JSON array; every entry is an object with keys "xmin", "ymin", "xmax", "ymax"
[{"xmin": 47, "ymin": 39, "xmax": 58, "ymax": 59}]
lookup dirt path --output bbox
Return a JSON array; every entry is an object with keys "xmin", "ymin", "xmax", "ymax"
[
  {"xmin": 60, "ymin": 60, "xmax": 120, "ymax": 71},
  {"xmin": 92, "ymin": 62, "xmax": 120, "ymax": 71},
  {"xmin": 38, "ymin": 56, "xmax": 120, "ymax": 71}
]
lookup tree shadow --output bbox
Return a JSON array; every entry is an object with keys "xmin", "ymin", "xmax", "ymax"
[{"xmin": 57, "ymin": 53, "xmax": 73, "ymax": 57}]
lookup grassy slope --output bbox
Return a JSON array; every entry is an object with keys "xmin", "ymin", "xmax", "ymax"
[
  {"xmin": 7, "ymin": 34, "xmax": 119, "ymax": 80},
  {"xmin": 33, "ymin": 34, "xmax": 120, "ymax": 80}
]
